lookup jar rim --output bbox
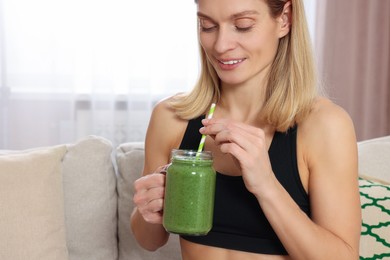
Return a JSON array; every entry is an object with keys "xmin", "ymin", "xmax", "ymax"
[{"xmin": 171, "ymin": 149, "xmax": 213, "ymax": 160}]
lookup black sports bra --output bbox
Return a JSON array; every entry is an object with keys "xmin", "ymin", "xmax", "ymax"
[{"xmin": 179, "ymin": 115, "xmax": 310, "ymax": 255}]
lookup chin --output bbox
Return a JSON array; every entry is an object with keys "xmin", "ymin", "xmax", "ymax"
[
  {"xmin": 218, "ymin": 76, "xmax": 246, "ymax": 86},
  {"xmin": 215, "ymin": 68, "xmax": 249, "ymax": 85}
]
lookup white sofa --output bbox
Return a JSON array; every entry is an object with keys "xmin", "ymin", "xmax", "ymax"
[{"xmin": 0, "ymin": 135, "xmax": 389, "ymax": 260}]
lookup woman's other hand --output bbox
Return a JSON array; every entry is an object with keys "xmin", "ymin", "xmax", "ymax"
[
  {"xmin": 200, "ymin": 118, "xmax": 274, "ymax": 196},
  {"xmin": 133, "ymin": 165, "xmax": 169, "ymax": 224}
]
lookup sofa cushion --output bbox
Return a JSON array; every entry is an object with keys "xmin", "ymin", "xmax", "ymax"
[
  {"xmin": 0, "ymin": 145, "xmax": 68, "ymax": 260},
  {"xmin": 358, "ymin": 135, "xmax": 390, "ymax": 183},
  {"xmin": 116, "ymin": 142, "xmax": 181, "ymax": 260},
  {"xmin": 62, "ymin": 136, "xmax": 117, "ymax": 260},
  {"xmin": 359, "ymin": 177, "xmax": 390, "ymax": 259}
]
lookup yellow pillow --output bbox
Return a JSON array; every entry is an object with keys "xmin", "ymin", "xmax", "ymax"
[{"xmin": 0, "ymin": 145, "xmax": 68, "ymax": 260}]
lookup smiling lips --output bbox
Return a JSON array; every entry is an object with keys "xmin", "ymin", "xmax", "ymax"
[
  {"xmin": 218, "ymin": 58, "xmax": 245, "ymax": 65},
  {"xmin": 217, "ymin": 58, "xmax": 246, "ymax": 70}
]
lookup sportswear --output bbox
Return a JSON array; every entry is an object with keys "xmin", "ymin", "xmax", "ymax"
[{"xmin": 179, "ymin": 115, "xmax": 310, "ymax": 255}]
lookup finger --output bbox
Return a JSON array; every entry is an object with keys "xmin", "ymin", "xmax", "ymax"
[
  {"xmin": 219, "ymin": 141, "xmax": 257, "ymax": 166},
  {"xmin": 146, "ymin": 198, "xmax": 164, "ymax": 213},
  {"xmin": 133, "ymin": 186, "xmax": 165, "ymax": 207},
  {"xmin": 201, "ymin": 118, "xmax": 267, "ymax": 162},
  {"xmin": 138, "ymin": 197, "xmax": 164, "ymax": 216},
  {"xmin": 138, "ymin": 202, "xmax": 164, "ymax": 224},
  {"xmin": 200, "ymin": 119, "xmax": 227, "ymax": 136},
  {"xmin": 214, "ymin": 124, "xmax": 264, "ymax": 152},
  {"xmin": 201, "ymin": 118, "xmax": 263, "ymax": 139},
  {"xmin": 134, "ymin": 173, "xmax": 165, "ymax": 192},
  {"xmin": 143, "ymin": 212, "xmax": 163, "ymax": 224}
]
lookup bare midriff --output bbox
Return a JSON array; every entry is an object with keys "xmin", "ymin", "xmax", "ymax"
[{"xmin": 180, "ymin": 238, "xmax": 291, "ymax": 260}]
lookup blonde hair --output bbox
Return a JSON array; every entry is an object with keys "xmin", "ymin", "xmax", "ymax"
[{"xmin": 170, "ymin": 0, "xmax": 319, "ymax": 132}]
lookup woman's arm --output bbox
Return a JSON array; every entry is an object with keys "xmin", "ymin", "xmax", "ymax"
[
  {"xmin": 131, "ymin": 99, "xmax": 186, "ymax": 251},
  {"xmin": 257, "ymin": 100, "xmax": 361, "ymax": 259},
  {"xmin": 200, "ymin": 98, "xmax": 361, "ymax": 259}
]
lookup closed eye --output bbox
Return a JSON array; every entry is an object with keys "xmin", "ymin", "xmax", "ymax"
[
  {"xmin": 235, "ymin": 18, "xmax": 255, "ymax": 32},
  {"xmin": 200, "ymin": 25, "xmax": 217, "ymax": 32},
  {"xmin": 235, "ymin": 26, "xmax": 253, "ymax": 32},
  {"xmin": 199, "ymin": 17, "xmax": 217, "ymax": 32}
]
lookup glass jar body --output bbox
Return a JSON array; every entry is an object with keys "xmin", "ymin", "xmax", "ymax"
[{"xmin": 163, "ymin": 149, "xmax": 216, "ymax": 236}]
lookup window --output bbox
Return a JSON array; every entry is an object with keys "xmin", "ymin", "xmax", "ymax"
[{"xmin": 0, "ymin": 0, "xmax": 317, "ymax": 149}]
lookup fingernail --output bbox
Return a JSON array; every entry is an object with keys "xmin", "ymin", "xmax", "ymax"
[{"xmin": 160, "ymin": 163, "xmax": 171, "ymax": 175}]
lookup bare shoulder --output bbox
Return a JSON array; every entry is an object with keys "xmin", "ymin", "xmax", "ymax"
[
  {"xmin": 300, "ymin": 97, "xmax": 356, "ymax": 145},
  {"xmin": 147, "ymin": 96, "xmax": 189, "ymax": 148},
  {"xmin": 149, "ymin": 97, "xmax": 185, "ymax": 131},
  {"xmin": 143, "ymin": 96, "xmax": 188, "ymax": 173},
  {"xmin": 299, "ymin": 97, "xmax": 358, "ymax": 171}
]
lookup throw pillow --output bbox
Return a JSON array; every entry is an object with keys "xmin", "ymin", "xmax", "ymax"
[
  {"xmin": 116, "ymin": 142, "xmax": 181, "ymax": 260},
  {"xmin": 62, "ymin": 135, "xmax": 117, "ymax": 260},
  {"xmin": 0, "ymin": 145, "xmax": 68, "ymax": 260},
  {"xmin": 359, "ymin": 177, "xmax": 390, "ymax": 260}
]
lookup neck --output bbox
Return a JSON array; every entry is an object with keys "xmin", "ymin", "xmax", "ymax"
[{"xmin": 218, "ymin": 81, "xmax": 268, "ymax": 124}]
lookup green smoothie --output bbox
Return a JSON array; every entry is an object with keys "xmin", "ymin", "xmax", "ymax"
[{"xmin": 163, "ymin": 150, "xmax": 216, "ymax": 236}]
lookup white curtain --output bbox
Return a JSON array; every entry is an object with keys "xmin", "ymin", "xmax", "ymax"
[
  {"xmin": 0, "ymin": 0, "xmax": 199, "ymax": 149},
  {"xmin": 0, "ymin": 0, "xmax": 316, "ymax": 150}
]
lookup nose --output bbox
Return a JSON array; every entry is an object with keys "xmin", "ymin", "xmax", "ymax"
[{"xmin": 214, "ymin": 27, "xmax": 236, "ymax": 53}]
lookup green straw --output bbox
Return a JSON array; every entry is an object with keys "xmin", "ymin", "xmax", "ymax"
[{"xmin": 197, "ymin": 103, "xmax": 216, "ymax": 153}]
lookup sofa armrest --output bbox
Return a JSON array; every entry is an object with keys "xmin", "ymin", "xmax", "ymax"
[{"xmin": 358, "ymin": 135, "xmax": 390, "ymax": 183}]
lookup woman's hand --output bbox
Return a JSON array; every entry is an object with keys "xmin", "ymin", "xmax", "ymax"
[
  {"xmin": 133, "ymin": 165, "xmax": 169, "ymax": 224},
  {"xmin": 200, "ymin": 118, "xmax": 274, "ymax": 195}
]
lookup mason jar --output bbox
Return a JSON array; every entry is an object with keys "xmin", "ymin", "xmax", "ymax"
[{"xmin": 163, "ymin": 149, "xmax": 216, "ymax": 236}]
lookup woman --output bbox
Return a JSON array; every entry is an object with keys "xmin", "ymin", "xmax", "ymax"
[{"xmin": 131, "ymin": 0, "xmax": 362, "ymax": 259}]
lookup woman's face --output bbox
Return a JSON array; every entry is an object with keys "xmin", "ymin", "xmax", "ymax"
[{"xmin": 197, "ymin": 0, "xmax": 289, "ymax": 86}]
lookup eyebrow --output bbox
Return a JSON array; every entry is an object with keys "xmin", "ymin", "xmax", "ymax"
[
  {"xmin": 197, "ymin": 10, "xmax": 260, "ymax": 21},
  {"xmin": 231, "ymin": 10, "xmax": 259, "ymax": 19}
]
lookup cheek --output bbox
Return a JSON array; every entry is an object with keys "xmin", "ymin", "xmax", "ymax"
[
  {"xmin": 199, "ymin": 36, "xmax": 215, "ymax": 65},
  {"xmin": 199, "ymin": 33, "xmax": 213, "ymax": 51},
  {"xmin": 248, "ymin": 31, "xmax": 280, "ymax": 55}
]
